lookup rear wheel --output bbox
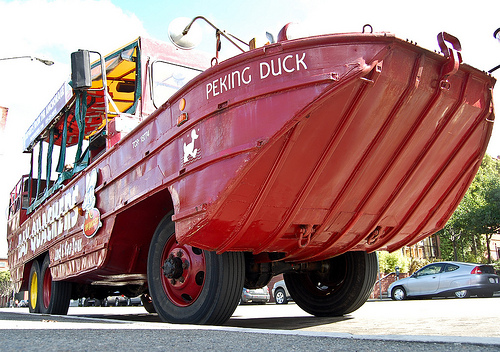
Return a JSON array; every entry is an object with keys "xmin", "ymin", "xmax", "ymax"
[
  {"xmin": 284, "ymin": 251, "xmax": 377, "ymax": 316},
  {"xmin": 454, "ymin": 289, "xmax": 469, "ymax": 298},
  {"xmin": 28, "ymin": 260, "xmax": 41, "ymax": 313},
  {"xmin": 147, "ymin": 213, "xmax": 245, "ymax": 324},
  {"xmin": 478, "ymin": 291, "xmax": 494, "ymax": 298},
  {"xmin": 39, "ymin": 254, "xmax": 71, "ymax": 315}
]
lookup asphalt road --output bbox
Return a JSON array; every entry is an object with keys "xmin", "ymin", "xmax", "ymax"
[{"xmin": 1, "ymin": 297, "xmax": 499, "ymax": 351}]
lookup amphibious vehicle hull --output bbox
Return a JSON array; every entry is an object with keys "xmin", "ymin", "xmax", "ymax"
[{"xmin": 169, "ymin": 32, "xmax": 494, "ymax": 262}]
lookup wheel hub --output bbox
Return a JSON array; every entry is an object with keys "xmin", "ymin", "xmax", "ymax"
[
  {"xmin": 162, "ymin": 253, "xmax": 185, "ymax": 281},
  {"xmin": 160, "ymin": 237, "xmax": 205, "ymax": 307}
]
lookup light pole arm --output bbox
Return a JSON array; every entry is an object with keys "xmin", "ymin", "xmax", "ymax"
[{"xmin": 0, "ymin": 55, "xmax": 54, "ymax": 66}]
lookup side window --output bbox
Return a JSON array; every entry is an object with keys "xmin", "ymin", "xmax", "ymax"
[
  {"xmin": 445, "ymin": 264, "xmax": 459, "ymax": 272},
  {"xmin": 151, "ymin": 61, "xmax": 202, "ymax": 108},
  {"xmin": 417, "ymin": 264, "xmax": 443, "ymax": 276}
]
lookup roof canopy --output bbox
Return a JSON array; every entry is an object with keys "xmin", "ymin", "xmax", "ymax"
[{"xmin": 23, "ymin": 39, "xmax": 141, "ymax": 152}]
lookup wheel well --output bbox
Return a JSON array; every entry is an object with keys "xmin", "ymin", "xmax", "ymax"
[
  {"xmin": 392, "ymin": 285, "xmax": 405, "ymax": 295},
  {"xmin": 102, "ymin": 188, "xmax": 174, "ymax": 278},
  {"xmin": 19, "ymin": 252, "xmax": 48, "ymax": 291}
]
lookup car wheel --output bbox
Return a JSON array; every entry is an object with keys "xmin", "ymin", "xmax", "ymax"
[
  {"xmin": 141, "ymin": 294, "xmax": 156, "ymax": 313},
  {"xmin": 274, "ymin": 288, "xmax": 288, "ymax": 304},
  {"xmin": 284, "ymin": 251, "xmax": 377, "ymax": 316},
  {"xmin": 477, "ymin": 291, "xmax": 494, "ymax": 298},
  {"xmin": 391, "ymin": 286, "xmax": 407, "ymax": 301},
  {"xmin": 39, "ymin": 254, "xmax": 71, "ymax": 315},
  {"xmin": 115, "ymin": 298, "xmax": 120, "ymax": 306},
  {"xmin": 454, "ymin": 290, "xmax": 469, "ymax": 298},
  {"xmin": 147, "ymin": 213, "xmax": 245, "ymax": 324}
]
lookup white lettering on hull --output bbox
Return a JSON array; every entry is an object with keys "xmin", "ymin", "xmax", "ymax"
[
  {"xmin": 53, "ymin": 237, "xmax": 83, "ymax": 261},
  {"xmin": 17, "ymin": 185, "xmax": 80, "ymax": 260},
  {"xmin": 206, "ymin": 52, "xmax": 308, "ymax": 99}
]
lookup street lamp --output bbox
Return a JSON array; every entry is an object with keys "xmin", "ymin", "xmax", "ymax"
[{"xmin": 0, "ymin": 55, "xmax": 54, "ymax": 66}]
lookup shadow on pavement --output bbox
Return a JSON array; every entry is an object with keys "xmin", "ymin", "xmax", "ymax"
[
  {"xmin": 224, "ymin": 315, "xmax": 353, "ymax": 330},
  {"xmin": 80, "ymin": 312, "xmax": 162, "ymax": 323},
  {"xmin": 74, "ymin": 310, "xmax": 352, "ymax": 330}
]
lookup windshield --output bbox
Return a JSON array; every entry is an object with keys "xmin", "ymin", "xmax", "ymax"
[{"xmin": 151, "ymin": 60, "xmax": 202, "ymax": 108}]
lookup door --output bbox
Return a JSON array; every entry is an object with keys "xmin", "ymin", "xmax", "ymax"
[{"xmin": 406, "ymin": 263, "xmax": 444, "ymax": 295}]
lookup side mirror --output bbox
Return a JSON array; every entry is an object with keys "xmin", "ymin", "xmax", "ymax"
[{"xmin": 71, "ymin": 50, "xmax": 91, "ymax": 90}]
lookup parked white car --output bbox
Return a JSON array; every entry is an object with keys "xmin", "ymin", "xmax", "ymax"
[
  {"xmin": 389, "ymin": 261, "xmax": 500, "ymax": 300},
  {"xmin": 272, "ymin": 280, "xmax": 292, "ymax": 304}
]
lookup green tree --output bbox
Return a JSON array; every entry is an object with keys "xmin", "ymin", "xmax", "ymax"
[
  {"xmin": 0, "ymin": 271, "xmax": 12, "ymax": 298},
  {"xmin": 378, "ymin": 250, "xmax": 410, "ymax": 273},
  {"xmin": 438, "ymin": 155, "xmax": 500, "ymax": 263}
]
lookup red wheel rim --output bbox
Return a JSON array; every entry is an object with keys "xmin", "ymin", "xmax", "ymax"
[
  {"xmin": 160, "ymin": 235, "xmax": 206, "ymax": 307},
  {"xmin": 42, "ymin": 267, "xmax": 52, "ymax": 309}
]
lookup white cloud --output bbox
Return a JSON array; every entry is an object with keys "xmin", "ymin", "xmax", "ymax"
[
  {"xmin": 0, "ymin": 0, "xmax": 148, "ymax": 257},
  {"xmin": 1, "ymin": 0, "xmax": 147, "ymax": 57}
]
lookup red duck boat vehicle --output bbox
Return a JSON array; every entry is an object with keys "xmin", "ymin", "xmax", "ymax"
[{"xmin": 7, "ymin": 17, "xmax": 495, "ymax": 324}]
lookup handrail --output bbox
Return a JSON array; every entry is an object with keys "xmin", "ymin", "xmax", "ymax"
[
  {"xmin": 373, "ymin": 271, "xmax": 396, "ymax": 300},
  {"xmin": 373, "ymin": 271, "xmax": 395, "ymax": 286}
]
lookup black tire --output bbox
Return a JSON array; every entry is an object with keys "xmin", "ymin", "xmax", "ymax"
[
  {"xmin": 391, "ymin": 286, "xmax": 407, "ymax": 301},
  {"xmin": 39, "ymin": 254, "xmax": 71, "ymax": 315},
  {"xmin": 284, "ymin": 251, "xmax": 377, "ymax": 316},
  {"xmin": 141, "ymin": 294, "xmax": 156, "ymax": 314},
  {"xmin": 454, "ymin": 289, "xmax": 469, "ymax": 298},
  {"xmin": 274, "ymin": 288, "xmax": 288, "ymax": 304},
  {"xmin": 28, "ymin": 260, "xmax": 41, "ymax": 313},
  {"xmin": 147, "ymin": 213, "xmax": 245, "ymax": 324},
  {"xmin": 478, "ymin": 291, "xmax": 494, "ymax": 298}
]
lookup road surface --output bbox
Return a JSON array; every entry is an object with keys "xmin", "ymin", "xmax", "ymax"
[{"xmin": 1, "ymin": 296, "xmax": 499, "ymax": 351}]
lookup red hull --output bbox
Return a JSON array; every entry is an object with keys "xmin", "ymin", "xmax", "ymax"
[{"xmin": 171, "ymin": 33, "xmax": 494, "ymax": 261}]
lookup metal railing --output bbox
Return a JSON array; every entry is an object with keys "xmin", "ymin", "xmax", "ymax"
[{"xmin": 373, "ymin": 272, "xmax": 396, "ymax": 300}]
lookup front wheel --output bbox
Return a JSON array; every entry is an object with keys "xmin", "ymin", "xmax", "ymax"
[
  {"xmin": 454, "ymin": 290, "xmax": 469, "ymax": 298},
  {"xmin": 147, "ymin": 213, "xmax": 245, "ymax": 325},
  {"xmin": 39, "ymin": 254, "xmax": 71, "ymax": 315},
  {"xmin": 391, "ymin": 286, "xmax": 407, "ymax": 301},
  {"xmin": 284, "ymin": 251, "xmax": 378, "ymax": 316}
]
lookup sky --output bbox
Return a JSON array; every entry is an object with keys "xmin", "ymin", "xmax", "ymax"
[{"xmin": 1, "ymin": 0, "xmax": 500, "ymax": 258}]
